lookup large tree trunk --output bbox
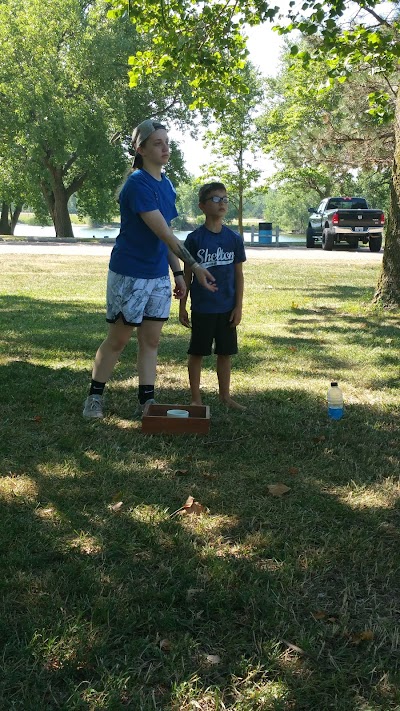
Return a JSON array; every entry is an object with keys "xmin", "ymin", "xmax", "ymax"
[
  {"xmin": 0, "ymin": 202, "xmax": 11, "ymax": 234},
  {"xmin": 40, "ymin": 149, "xmax": 89, "ymax": 239},
  {"xmin": 52, "ymin": 184, "xmax": 74, "ymax": 239},
  {"xmin": 10, "ymin": 204, "xmax": 22, "ymax": 233},
  {"xmin": 0, "ymin": 202, "xmax": 22, "ymax": 235},
  {"xmin": 41, "ymin": 175, "xmax": 74, "ymax": 239},
  {"xmin": 374, "ymin": 96, "xmax": 400, "ymax": 306},
  {"xmin": 374, "ymin": 175, "xmax": 400, "ymax": 306}
]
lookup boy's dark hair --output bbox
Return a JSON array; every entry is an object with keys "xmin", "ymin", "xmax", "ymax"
[{"xmin": 198, "ymin": 182, "xmax": 226, "ymax": 203}]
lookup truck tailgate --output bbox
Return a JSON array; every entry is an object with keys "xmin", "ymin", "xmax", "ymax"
[{"xmin": 337, "ymin": 209, "xmax": 383, "ymax": 227}]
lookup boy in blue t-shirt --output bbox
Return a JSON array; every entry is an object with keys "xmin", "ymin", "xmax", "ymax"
[{"xmin": 179, "ymin": 182, "xmax": 246, "ymax": 410}]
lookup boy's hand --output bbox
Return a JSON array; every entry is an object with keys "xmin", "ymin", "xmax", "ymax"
[
  {"xmin": 179, "ymin": 306, "xmax": 191, "ymax": 328},
  {"xmin": 173, "ymin": 275, "xmax": 186, "ymax": 300},
  {"xmin": 193, "ymin": 265, "xmax": 218, "ymax": 293},
  {"xmin": 229, "ymin": 307, "xmax": 242, "ymax": 327}
]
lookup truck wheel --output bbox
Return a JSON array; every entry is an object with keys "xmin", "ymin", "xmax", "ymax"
[
  {"xmin": 369, "ymin": 236, "xmax": 382, "ymax": 252},
  {"xmin": 322, "ymin": 229, "xmax": 334, "ymax": 251},
  {"xmin": 306, "ymin": 224, "xmax": 316, "ymax": 248}
]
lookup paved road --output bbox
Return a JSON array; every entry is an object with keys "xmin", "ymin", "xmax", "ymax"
[{"xmin": 0, "ymin": 241, "xmax": 383, "ymax": 263}]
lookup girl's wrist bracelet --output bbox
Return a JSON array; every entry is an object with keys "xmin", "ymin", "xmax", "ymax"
[{"xmin": 173, "ymin": 270, "xmax": 184, "ymax": 277}]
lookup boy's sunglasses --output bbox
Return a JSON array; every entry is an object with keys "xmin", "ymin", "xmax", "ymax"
[{"xmin": 205, "ymin": 196, "xmax": 229, "ymax": 204}]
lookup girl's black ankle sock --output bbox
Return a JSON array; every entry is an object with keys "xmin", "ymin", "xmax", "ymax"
[
  {"xmin": 138, "ymin": 385, "xmax": 154, "ymax": 404},
  {"xmin": 89, "ymin": 380, "xmax": 106, "ymax": 396}
]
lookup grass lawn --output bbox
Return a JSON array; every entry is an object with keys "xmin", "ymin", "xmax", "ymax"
[{"xmin": 1, "ymin": 254, "xmax": 399, "ymax": 710}]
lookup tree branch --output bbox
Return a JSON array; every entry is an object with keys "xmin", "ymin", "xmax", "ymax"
[
  {"xmin": 62, "ymin": 152, "xmax": 78, "ymax": 175},
  {"xmin": 66, "ymin": 172, "xmax": 88, "ymax": 198},
  {"xmin": 363, "ymin": 5, "xmax": 393, "ymax": 29},
  {"xmin": 383, "ymin": 74, "xmax": 398, "ymax": 98}
]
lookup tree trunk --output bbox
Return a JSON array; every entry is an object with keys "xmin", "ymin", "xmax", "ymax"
[
  {"xmin": 53, "ymin": 186, "xmax": 74, "ymax": 239},
  {"xmin": 0, "ymin": 202, "xmax": 22, "ymax": 235},
  {"xmin": 374, "ymin": 95, "xmax": 400, "ymax": 307},
  {"xmin": 238, "ymin": 190, "xmax": 243, "ymax": 237},
  {"xmin": 41, "ymin": 176, "xmax": 74, "ymax": 239},
  {"xmin": 10, "ymin": 204, "xmax": 22, "ymax": 233},
  {"xmin": 0, "ymin": 202, "xmax": 11, "ymax": 234}
]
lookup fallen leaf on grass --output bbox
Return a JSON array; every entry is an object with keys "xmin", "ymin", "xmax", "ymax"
[
  {"xmin": 159, "ymin": 638, "xmax": 171, "ymax": 652},
  {"xmin": 169, "ymin": 495, "xmax": 207, "ymax": 518},
  {"xmin": 312, "ymin": 610, "xmax": 328, "ymax": 620},
  {"xmin": 181, "ymin": 495, "xmax": 206, "ymax": 515},
  {"xmin": 288, "ymin": 467, "xmax": 299, "ymax": 476},
  {"xmin": 312, "ymin": 610, "xmax": 338, "ymax": 623},
  {"xmin": 205, "ymin": 654, "xmax": 221, "ymax": 665},
  {"xmin": 202, "ymin": 472, "xmax": 217, "ymax": 480},
  {"xmin": 350, "ymin": 630, "xmax": 374, "ymax": 644},
  {"xmin": 313, "ymin": 435, "xmax": 326, "ymax": 443},
  {"xmin": 281, "ymin": 639, "xmax": 308, "ymax": 657},
  {"xmin": 291, "ymin": 301, "xmax": 299, "ymax": 309},
  {"xmin": 378, "ymin": 521, "xmax": 397, "ymax": 535},
  {"xmin": 44, "ymin": 657, "xmax": 63, "ymax": 671},
  {"xmin": 108, "ymin": 501, "xmax": 123, "ymax": 512},
  {"xmin": 267, "ymin": 483, "xmax": 291, "ymax": 497},
  {"xmin": 174, "ymin": 469, "xmax": 189, "ymax": 477},
  {"xmin": 33, "ymin": 415, "xmax": 42, "ymax": 423},
  {"xmin": 288, "ymin": 346, "xmax": 297, "ymax": 352},
  {"xmin": 186, "ymin": 588, "xmax": 204, "ymax": 600}
]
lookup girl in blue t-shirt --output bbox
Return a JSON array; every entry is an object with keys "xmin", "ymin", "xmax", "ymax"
[{"xmin": 83, "ymin": 119, "xmax": 217, "ymax": 419}]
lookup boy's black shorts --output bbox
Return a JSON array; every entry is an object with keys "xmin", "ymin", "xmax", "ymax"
[{"xmin": 188, "ymin": 310, "xmax": 238, "ymax": 356}]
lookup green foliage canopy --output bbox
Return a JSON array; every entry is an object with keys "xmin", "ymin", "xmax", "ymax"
[
  {"xmin": 0, "ymin": 0, "xmax": 192, "ymax": 235},
  {"xmin": 259, "ymin": 38, "xmax": 394, "ymax": 199},
  {"xmin": 109, "ymin": 0, "xmax": 279, "ymax": 112}
]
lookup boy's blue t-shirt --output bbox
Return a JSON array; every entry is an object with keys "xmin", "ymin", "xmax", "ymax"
[
  {"xmin": 109, "ymin": 169, "xmax": 178, "ymax": 278},
  {"xmin": 184, "ymin": 225, "xmax": 246, "ymax": 313}
]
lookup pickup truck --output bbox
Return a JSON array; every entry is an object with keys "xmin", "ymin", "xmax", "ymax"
[{"xmin": 306, "ymin": 196, "xmax": 384, "ymax": 251}]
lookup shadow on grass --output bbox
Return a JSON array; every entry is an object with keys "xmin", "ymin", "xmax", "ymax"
[
  {"xmin": 1, "ymin": 272, "xmax": 399, "ymax": 709},
  {"xmin": 273, "ymin": 284, "xmax": 377, "ymax": 300},
  {"xmin": 0, "ymin": 295, "xmax": 107, "ymax": 362},
  {"xmin": 1, "ymin": 357, "xmax": 400, "ymax": 708},
  {"xmin": 2, "ymin": 288, "xmax": 399, "ymax": 388}
]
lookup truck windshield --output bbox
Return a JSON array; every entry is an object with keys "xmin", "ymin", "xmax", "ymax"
[{"xmin": 327, "ymin": 198, "xmax": 368, "ymax": 210}]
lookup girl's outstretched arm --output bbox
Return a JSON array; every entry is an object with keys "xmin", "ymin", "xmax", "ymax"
[{"xmin": 140, "ymin": 210, "xmax": 218, "ymax": 293}]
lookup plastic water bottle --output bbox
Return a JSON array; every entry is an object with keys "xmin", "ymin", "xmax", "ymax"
[{"xmin": 327, "ymin": 382, "xmax": 344, "ymax": 420}]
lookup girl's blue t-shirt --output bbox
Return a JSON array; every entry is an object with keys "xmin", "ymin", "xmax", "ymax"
[
  {"xmin": 109, "ymin": 169, "xmax": 178, "ymax": 278},
  {"xmin": 184, "ymin": 225, "xmax": 246, "ymax": 313}
]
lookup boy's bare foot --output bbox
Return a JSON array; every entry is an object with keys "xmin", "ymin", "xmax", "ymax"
[
  {"xmin": 190, "ymin": 399, "xmax": 203, "ymax": 406},
  {"xmin": 219, "ymin": 396, "xmax": 246, "ymax": 411}
]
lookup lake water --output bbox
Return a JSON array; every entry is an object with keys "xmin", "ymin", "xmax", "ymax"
[
  {"xmin": 14, "ymin": 224, "xmax": 120, "ymax": 240},
  {"xmin": 13, "ymin": 223, "xmax": 304, "ymax": 244}
]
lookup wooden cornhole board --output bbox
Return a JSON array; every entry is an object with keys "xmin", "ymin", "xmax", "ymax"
[{"xmin": 141, "ymin": 403, "xmax": 210, "ymax": 434}]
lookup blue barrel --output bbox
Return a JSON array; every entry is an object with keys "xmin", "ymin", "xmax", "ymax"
[{"xmin": 259, "ymin": 222, "xmax": 272, "ymax": 245}]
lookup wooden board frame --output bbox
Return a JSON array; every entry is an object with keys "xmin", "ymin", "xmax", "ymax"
[{"xmin": 141, "ymin": 403, "xmax": 210, "ymax": 434}]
